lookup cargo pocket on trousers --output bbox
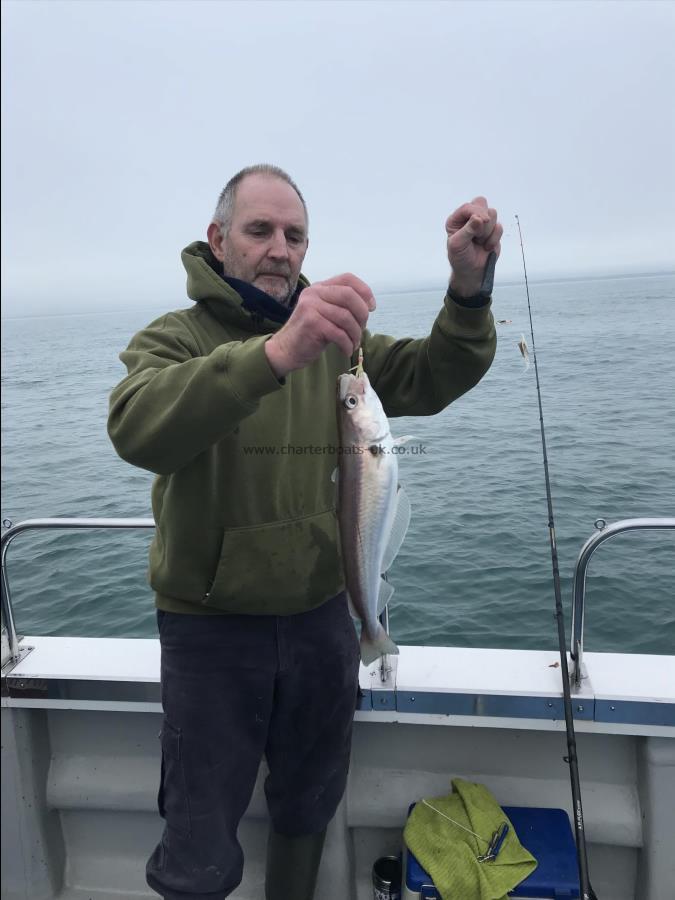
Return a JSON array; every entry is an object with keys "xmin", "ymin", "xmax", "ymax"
[{"xmin": 158, "ymin": 720, "xmax": 191, "ymax": 839}]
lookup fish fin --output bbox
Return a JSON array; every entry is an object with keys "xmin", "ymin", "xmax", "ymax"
[
  {"xmin": 376, "ymin": 577, "xmax": 395, "ymax": 616},
  {"xmin": 330, "ymin": 467, "xmax": 339, "ymax": 484},
  {"xmin": 392, "ymin": 434, "xmax": 414, "ymax": 447},
  {"xmin": 360, "ymin": 623, "xmax": 399, "ymax": 666},
  {"xmin": 380, "ymin": 485, "xmax": 412, "ymax": 573}
]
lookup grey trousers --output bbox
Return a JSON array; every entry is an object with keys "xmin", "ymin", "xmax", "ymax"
[{"xmin": 146, "ymin": 592, "xmax": 360, "ymax": 900}]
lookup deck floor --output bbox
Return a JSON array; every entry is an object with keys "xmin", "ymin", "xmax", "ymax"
[{"xmin": 51, "ymin": 835, "xmax": 636, "ymax": 900}]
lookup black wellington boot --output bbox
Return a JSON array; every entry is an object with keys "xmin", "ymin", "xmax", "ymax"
[{"xmin": 264, "ymin": 827, "xmax": 328, "ymax": 900}]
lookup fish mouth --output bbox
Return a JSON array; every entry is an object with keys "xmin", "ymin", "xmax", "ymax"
[{"xmin": 337, "ymin": 372, "xmax": 368, "ymax": 402}]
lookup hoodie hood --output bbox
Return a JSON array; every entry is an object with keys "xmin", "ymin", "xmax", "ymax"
[{"xmin": 181, "ymin": 240, "xmax": 310, "ymax": 332}]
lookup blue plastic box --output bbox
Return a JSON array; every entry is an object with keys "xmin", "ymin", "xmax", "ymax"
[{"xmin": 404, "ymin": 805, "xmax": 580, "ymax": 899}]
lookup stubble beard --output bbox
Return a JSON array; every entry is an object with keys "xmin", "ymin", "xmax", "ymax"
[
  {"xmin": 221, "ymin": 245, "xmax": 295, "ymax": 306},
  {"xmin": 261, "ymin": 278, "xmax": 295, "ymax": 306}
]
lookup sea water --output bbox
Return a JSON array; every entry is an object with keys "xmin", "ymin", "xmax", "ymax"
[{"xmin": 2, "ymin": 272, "xmax": 674, "ymax": 654}]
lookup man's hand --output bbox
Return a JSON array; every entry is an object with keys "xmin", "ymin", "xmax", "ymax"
[
  {"xmin": 445, "ymin": 197, "xmax": 503, "ymax": 298},
  {"xmin": 265, "ymin": 273, "xmax": 376, "ymax": 378}
]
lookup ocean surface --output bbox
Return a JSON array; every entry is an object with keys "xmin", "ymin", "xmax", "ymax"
[{"xmin": 2, "ymin": 272, "xmax": 674, "ymax": 655}]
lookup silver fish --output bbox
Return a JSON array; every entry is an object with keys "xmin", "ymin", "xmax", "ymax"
[
  {"xmin": 518, "ymin": 333, "xmax": 530, "ymax": 370},
  {"xmin": 336, "ymin": 358, "xmax": 411, "ymax": 665}
]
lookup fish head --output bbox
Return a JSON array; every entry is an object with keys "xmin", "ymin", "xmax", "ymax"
[{"xmin": 337, "ymin": 371, "xmax": 390, "ymax": 445}]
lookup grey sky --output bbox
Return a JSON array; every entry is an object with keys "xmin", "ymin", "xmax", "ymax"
[{"xmin": 1, "ymin": 0, "xmax": 674, "ymax": 317}]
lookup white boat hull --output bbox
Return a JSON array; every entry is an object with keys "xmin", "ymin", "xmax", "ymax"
[{"xmin": 2, "ymin": 636, "xmax": 674, "ymax": 899}]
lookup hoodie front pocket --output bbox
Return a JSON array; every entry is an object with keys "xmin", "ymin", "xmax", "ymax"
[{"xmin": 205, "ymin": 509, "xmax": 343, "ymax": 614}]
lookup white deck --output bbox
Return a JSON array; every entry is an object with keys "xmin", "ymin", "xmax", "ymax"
[{"xmin": 2, "ymin": 635, "xmax": 675, "ymax": 899}]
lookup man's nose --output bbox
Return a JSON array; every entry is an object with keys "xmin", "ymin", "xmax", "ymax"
[{"xmin": 267, "ymin": 229, "xmax": 290, "ymax": 260}]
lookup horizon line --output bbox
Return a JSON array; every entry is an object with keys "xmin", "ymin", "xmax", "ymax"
[{"xmin": 2, "ymin": 267, "xmax": 674, "ymax": 322}]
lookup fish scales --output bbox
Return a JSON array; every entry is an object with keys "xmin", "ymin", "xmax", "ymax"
[
  {"xmin": 340, "ymin": 435, "xmax": 396, "ymax": 610},
  {"xmin": 336, "ymin": 365, "xmax": 409, "ymax": 664}
]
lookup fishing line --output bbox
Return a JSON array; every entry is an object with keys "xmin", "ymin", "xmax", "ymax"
[{"xmin": 514, "ymin": 216, "xmax": 598, "ymax": 900}]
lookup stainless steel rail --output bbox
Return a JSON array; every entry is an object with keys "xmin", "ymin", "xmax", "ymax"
[
  {"xmin": 3, "ymin": 516, "xmax": 673, "ymax": 681},
  {"xmin": 570, "ymin": 517, "xmax": 675, "ymax": 689},
  {"xmin": 1, "ymin": 518, "xmax": 155, "ymax": 668}
]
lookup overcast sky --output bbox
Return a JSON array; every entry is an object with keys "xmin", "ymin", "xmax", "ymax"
[{"xmin": 2, "ymin": 0, "xmax": 674, "ymax": 317}]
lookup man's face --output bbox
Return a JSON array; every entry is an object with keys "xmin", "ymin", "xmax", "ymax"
[{"xmin": 208, "ymin": 175, "xmax": 308, "ymax": 304}]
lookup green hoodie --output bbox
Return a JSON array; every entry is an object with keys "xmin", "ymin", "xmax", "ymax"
[{"xmin": 108, "ymin": 242, "xmax": 496, "ymax": 616}]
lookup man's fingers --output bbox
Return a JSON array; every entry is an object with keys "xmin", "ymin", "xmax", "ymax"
[
  {"xmin": 445, "ymin": 202, "xmax": 473, "ymax": 234},
  {"xmin": 445, "ymin": 199, "xmax": 495, "ymax": 234},
  {"xmin": 449, "ymin": 213, "xmax": 490, "ymax": 251},
  {"xmin": 465, "ymin": 213, "xmax": 489, "ymax": 237},
  {"xmin": 308, "ymin": 283, "xmax": 371, "ymax": 328},
  {"xmin": 447, "ymin": 199, "xmax": 500, "ymax": 250},
  {"xmin": 320, "ymin": 318, "xmax": 358, "ymax": 357},
  {"xmin": 473, "ymin": 208, "xmax": 499, "ymax": 246},
  {"xmin": 321, "ymin": 272, "xmax": 376, "ymax": 311},
  {"xmin": 445, "ymin": 203, "xmax": 488, "ymax": 236},
  {"xmin": 484, "ymin": 222, "xmax": 504, "ymax": 253},
  {"xmin": 319, "ymin": 301, "xmax": 363, "ymax": 352}
]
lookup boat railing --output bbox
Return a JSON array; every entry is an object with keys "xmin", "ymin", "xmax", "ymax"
[
  {"xmin": 570, "ymin": 516, "xmax": 675, "ymax": 689},
  {"xmin": 3, "ymin": 516, "xmax": 674, "ymax": 682},
  {"xmin": 1, "ymin": 518, "xmax": 155, "ymax": 669}
]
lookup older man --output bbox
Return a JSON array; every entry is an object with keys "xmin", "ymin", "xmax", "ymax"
[{"xmin": 108, "ymin": 164, "xmax": 500, "ymax": 900}]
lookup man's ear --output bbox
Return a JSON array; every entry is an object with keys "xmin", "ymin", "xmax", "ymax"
[{"xmin": 207, "ymin": 222, "xmax": 226, "ymax": 262}]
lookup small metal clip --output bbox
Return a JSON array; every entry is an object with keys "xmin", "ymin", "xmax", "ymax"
[{"xmin": 477, "ymin": 822, "xmax": 509, "ymax": 862}]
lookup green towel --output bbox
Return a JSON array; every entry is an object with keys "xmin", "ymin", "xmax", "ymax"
[{"xmin": 403, "ymin": 779, "xmax": 537, "ymax": 900}]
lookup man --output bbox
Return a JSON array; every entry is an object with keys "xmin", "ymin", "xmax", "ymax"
[{"xmin": 108, "ymin": 164, "xmax": 501, "ymax": 900}]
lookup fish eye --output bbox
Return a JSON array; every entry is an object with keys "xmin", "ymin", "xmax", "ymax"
[{"xmin": 344, "ymin": 395, "xmax": 358, "ymax": 409}]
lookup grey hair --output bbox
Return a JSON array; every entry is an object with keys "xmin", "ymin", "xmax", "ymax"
[{"xmin": 213, "ymin": 164, "xmax": 308, "ymax": 233}]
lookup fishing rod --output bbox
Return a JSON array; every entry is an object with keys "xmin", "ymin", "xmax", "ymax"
[{"xmin": 514, "ymin": 216, "xmax": 597, "ymax": 900}]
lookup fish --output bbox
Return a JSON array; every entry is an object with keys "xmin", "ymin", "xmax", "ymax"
[
  {"xmin": 336, "ymin": 352, "xmax": 412, "ymax": 665},
  {"xmin": 518, "ymin": 333, "xmax": 530, "ymax": 370}
]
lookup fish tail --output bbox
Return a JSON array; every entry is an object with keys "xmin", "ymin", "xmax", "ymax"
[{"xmin": 360, "ymin": 623, "xmax": 399, "ymax": 666}]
